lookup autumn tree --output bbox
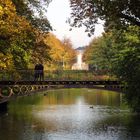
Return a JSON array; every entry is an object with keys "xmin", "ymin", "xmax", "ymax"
[
  {"xmin": 30, "ymin": 30, "xmax": 51, "ymax": 66},
  {"xmin": 43, "ymin": 34, "xmax": 76, "ymax": 70},
  {"xmin": 0, "ymin": 0, "xmax": 36, "ymax": 70},
  {"xmin": 61, "ymin": 37, "xmax": 76, "ymax": 69}
]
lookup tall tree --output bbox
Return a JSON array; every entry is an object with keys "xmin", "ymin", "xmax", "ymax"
[
  {"xmin": 84, "ymin": 26, "xmax": 140, "ymax": 111},
  {"xmin": 112, "ymin": 26, "xmax": 140, "ymax": 111},
  {"xmin": 61, "ymin": 37, "xmax": 76, "ymax": 69},
  {"xmin": 83, "ymin": 34, "xmax": 118, "ymax": 74}
]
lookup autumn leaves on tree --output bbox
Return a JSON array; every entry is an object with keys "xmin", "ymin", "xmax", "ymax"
[{"xmin": 0, "ymin": 0, "xmax": 76, "ymax": 70}]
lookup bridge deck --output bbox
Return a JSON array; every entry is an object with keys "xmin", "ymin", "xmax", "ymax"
[{"xmin": 0, "ymin": 80, "xmax": 121, "ymax": 86}]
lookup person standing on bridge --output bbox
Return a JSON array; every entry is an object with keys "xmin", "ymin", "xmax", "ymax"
[
  {"xmin": 38, "ymin": 63, "xmax": 44, "ymax": 81},
  {"xmin": 34, "ymin": 64, "xmax": 40, "ymax": 81}
]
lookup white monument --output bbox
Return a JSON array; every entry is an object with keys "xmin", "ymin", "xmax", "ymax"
[{"xmin": 72, "ymin": 47, "xmax": 89, "ymax": 70}]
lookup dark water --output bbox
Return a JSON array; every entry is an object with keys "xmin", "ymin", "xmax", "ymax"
[{"xmin": 0, "ymin": 88, "xmax": 140, "ymax": 140}]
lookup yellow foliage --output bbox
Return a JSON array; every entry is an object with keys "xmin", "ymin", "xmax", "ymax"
[{"xmin": 43, "ymin": 33, "xmax": 76, "ymax": 70}]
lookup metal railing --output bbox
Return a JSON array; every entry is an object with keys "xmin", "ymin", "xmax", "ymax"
[{"xmin": 0, "ymin": 70, "xmax": 116, "ymax": 81}]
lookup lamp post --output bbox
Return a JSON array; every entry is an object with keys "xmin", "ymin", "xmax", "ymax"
[{"xmin": 62, "ymin": 56, "xmax": 65, "ymax": 70}]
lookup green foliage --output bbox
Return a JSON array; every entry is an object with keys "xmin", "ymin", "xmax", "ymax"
[
  {"xmin": 84, "ymin": 26, "xmax": 140, "ymax": 112},
  {"xmin": 112, "ymin": 26, "xmax": 140, "ymax": 112},
  {"xmin": 29, "ymin": 31, "xmax": 51, "ymax": 66},
  {"xmin": 84, "ymin": 33, "xmax": 117, "ymax": 73}
]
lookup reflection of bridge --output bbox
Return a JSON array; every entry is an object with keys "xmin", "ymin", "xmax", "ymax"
[
  {"xmin": 0, "ymin": 80, "xmax": 123, "ymax": 104},
  {"xmin": 0, "ymin": 70, "xmax": 124, "ymax": 105}
]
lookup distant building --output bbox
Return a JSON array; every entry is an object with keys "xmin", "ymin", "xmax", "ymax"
[{"xmin": 72, "ymin": 47, "xmax": 89, "ymax": 70}]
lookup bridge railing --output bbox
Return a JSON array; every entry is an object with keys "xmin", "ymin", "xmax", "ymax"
[
  {"xmin": 0, "ymin": 70, "xmax": 116, "ymax": 81},
  {"xmin": 0, "ymin": 70, "xmax": 34, "ymax": 81}
]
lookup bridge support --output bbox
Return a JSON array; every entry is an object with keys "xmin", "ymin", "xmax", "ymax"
[{"xmin": 0, "ymin": 101, "xmax": 8, "ymax": 112}]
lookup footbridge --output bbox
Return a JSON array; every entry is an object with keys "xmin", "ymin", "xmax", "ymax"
[{"xmin": 0, "ymin": 70, "xmax": 124, "ymax": 104}]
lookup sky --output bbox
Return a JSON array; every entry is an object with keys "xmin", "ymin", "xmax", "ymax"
[{"xmin": 46, "ymin": 0, "xmax": 104, "ymax": 48}]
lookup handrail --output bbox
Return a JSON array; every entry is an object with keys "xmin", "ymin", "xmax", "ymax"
[{"xmin": 0, "ymin": 70, "xmax": 117, "ymax": 81}]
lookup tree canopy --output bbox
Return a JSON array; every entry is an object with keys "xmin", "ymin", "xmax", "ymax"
[
  {"xmin": 84, "ymin": 25, "xmax": 140, "ymax": 111},
  {"xmin": 0, "ymin": 0, "xmax": 76, "ymax": 71},
  {"xmin": 69, "ymin": 0, "xmax": 140, "ymax": 35},
  {"xmin": 44, "ymin": 33, "xmax": 76, "ymax": 70},
  {"xmin": 0, "ymin": 0, "xmax": 36, "ymax": 69},
  {"xmin": 11, "ymin": 0, "xmax": 52, "ymax": 32}
]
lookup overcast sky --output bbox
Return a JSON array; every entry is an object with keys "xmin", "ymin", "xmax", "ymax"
[{"xmin": 46, "ymin": 0, "xmax": 104, "ymax": 48}]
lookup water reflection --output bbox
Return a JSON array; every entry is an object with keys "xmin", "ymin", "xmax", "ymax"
[{"xmin": 0, "ymin": 88, "xmax": 140, "ymax": 140}]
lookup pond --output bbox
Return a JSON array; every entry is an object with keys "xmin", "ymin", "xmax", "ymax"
[{"xmin": 0, "ymin": 88, "xmax": 140, "ymax": 140}]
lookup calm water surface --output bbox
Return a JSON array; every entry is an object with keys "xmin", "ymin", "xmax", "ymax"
[{"xmin": 0, "ymin": 88, "xmax": 140, "ymax": 140}]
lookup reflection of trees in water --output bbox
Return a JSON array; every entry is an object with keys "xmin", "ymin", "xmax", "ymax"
[
  {"xmin": 84, "ymin": 90, "xmax": 121, "ymax": 106},
  {"xmin": 4, "ymin": 90, "xmax": 121, "ymax": 133},
  {"xmin": 8, "ymin": 94, "xmax": 43, "ymax": 120},
  {"xmin": 7, "ymin": 89, "xmax": 122, "ymax": 120},
  {"xmin": 0, "ymin": 113, "xmax": 24, "ymax": 140},
  {"xmin": 1, "ymin": 89, "xmax": 139, "ymax": 140},
  {"xmin": 43, "ymin": 89, "xmax": 121, "ymax": 107}
]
